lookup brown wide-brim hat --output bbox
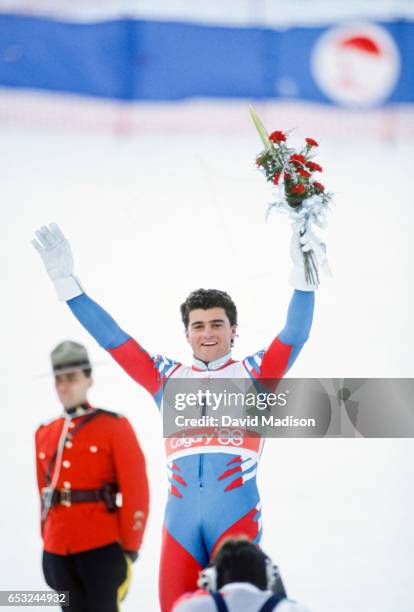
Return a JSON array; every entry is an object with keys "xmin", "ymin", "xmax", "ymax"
[
  {"xmin": 34, "ymin": 341, "xmax": 107, "ymax": 379},
  {"xmin": 50, "ymin": 340, "xmax": 92, "ymax": 376}
]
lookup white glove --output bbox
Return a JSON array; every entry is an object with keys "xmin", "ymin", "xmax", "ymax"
[
  {"xmin": 289, "ymin": 227, "xmax": 326, "ymax": 291},
  {"xmin": 32, "ymin": 223, "xmax": 84, "ymax": 301}
]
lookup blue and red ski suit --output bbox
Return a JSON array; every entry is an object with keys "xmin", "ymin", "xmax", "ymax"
[{"xmin": 66, "ymin": 289, "xmax": 314, "ymax": 611}]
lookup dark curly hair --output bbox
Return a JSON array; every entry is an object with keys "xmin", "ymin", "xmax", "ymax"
[
  {"xmin": 212, "ymin": 537, "xmax": 268, "ymax": 590},
  {"xmin": 180, "ymin": 289, "xmax": 238, "ymax": 329}
]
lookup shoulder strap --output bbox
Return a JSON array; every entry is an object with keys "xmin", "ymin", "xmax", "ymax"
[
  {"xmin": 211, "ymin": 592, "xmax": 229, "ymax": 612},
  {"xmin": 258, "ymin": 594, "xmax": 286, "ymax": 612},
  {"xmin": 94, "ymin": 408, "xmax": 121, "ymax": 418},
  {"xmin": 45, "ymin": 410, "xmax": 103, "ymax": 485},
  {"xmin": 211, "ymin": 591, "xmax": 284, "ymax": 612}
]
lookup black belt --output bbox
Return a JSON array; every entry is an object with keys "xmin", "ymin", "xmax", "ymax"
[{"xmin": 46, "ymin": 483, "xmax": 118, "ymax": 512}]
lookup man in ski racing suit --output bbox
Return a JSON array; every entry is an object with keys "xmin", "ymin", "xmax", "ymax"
[{"xmin": 32, "ymin": 223, "xmax": 320, "ymax": 612}]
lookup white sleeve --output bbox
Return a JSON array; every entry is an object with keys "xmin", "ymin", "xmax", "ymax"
[{"xmin": 172, "ymin": 594, "xmax": 215, "ymax": 612}]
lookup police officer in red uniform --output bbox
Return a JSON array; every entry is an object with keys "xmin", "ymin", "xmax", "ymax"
[{"xmin": 35, "ymin": 340, "xmax": 150, "ymax": 612}]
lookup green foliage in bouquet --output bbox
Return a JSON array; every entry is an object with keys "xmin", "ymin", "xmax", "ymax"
[
  {"xmin": 250, "ymin": 106, "xmax": 332, "ymax": 288},
  {"xmin": 250, "ymin": 106, "xmax": 328, "ymax": 209}
]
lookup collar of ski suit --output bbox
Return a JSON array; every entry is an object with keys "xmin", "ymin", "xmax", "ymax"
[{"xmin": 192, "ymin": 352, "xmax": 233, "ymax": 372}]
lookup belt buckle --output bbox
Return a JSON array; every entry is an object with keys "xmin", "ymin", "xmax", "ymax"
[
  {"xmin": 41, "ymin": 486, "xmax": 52, "ymax": 503},
  {"xmin": 60, "ymin": 488, "xmax": 71, "ymax": 507}
]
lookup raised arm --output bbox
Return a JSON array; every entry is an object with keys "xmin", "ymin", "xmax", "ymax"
[
  {"xmin": 32, "ymin": 224, "xmax": 179, "ymax": 403},
  {"xmin": 243, "ymin": 289, "xmax": 314, "ymax": 380},
  {"xmin": 67, "ymin": 293, "xmax": 179, "ymax": 402},
  {"xmin": 263, "ymin": 289, "xmax": 314, "ymax": 376},
  {"xmin": 243, "ymin": 229, "xmax": 320, "ymax": 380}
]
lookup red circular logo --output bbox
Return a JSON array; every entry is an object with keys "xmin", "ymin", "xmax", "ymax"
[{"xmin": 311, "ymin": 22, "xmax": 400, "ymax": 108}]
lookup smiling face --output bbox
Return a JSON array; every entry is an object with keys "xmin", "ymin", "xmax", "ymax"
[
  {"xmin": 186, "ymin": 307, "xmax": 237, "ymax": 363},
  {"xmin": 55, "ymin": 369, "xmax": 93, "ymax": 409}
]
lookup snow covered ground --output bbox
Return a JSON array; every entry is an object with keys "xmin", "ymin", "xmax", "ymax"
[{"xmin": 1, "ymin": 118, "xmax": 414, "ymax": 611}]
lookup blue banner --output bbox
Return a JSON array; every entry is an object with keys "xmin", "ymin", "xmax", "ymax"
[{"xmin": 0, "ymin": 13, "xmax": 412, "ymax": 107}]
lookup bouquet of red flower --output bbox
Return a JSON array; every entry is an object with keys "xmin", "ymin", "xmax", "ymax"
[{"xmin": 250, "ymin": 107, "xmax": 332, "ymax": 287}]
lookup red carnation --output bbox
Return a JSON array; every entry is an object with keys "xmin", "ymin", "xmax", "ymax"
[
  {"xmin": 305, "ymin": 137, "xmax": 319, "ymax": 147},
  {"xmin": 273, "ymin": 173, "xmax": 281, "ymax": 185},
  {"xmin": 290, "ymin": 154, "xmax": 306, "ymax": 164},
  {"xmin": 306, "ymin": 161, "xmax": 323, "ymax": 172},
  {"xmin": 284, "ymin": 172, "xmax": 290, "ymax": 181},
  {"xmin": 313, "ymin": 181, "xmax": 325, "ymax": 192},
  {"xmin": 269, "ymin": 130, "xmax": 286, "ymax": 143},
  {"xmin": 290, "ymin": 183, "xmax": 305, "ymax": 194},
  {"xmin": 297, "ymin": 168, "xmax": 311, "ymax": 178}
]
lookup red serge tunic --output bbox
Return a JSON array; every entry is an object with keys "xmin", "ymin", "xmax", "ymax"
[{"xmin": 35, "ymin": 407, "xmax": 149, "ymax": 555}]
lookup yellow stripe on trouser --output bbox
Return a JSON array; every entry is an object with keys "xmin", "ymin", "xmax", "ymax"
[{"xmin": 117, "ymin": 555, "xmax": 133, "ymax": 611}]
